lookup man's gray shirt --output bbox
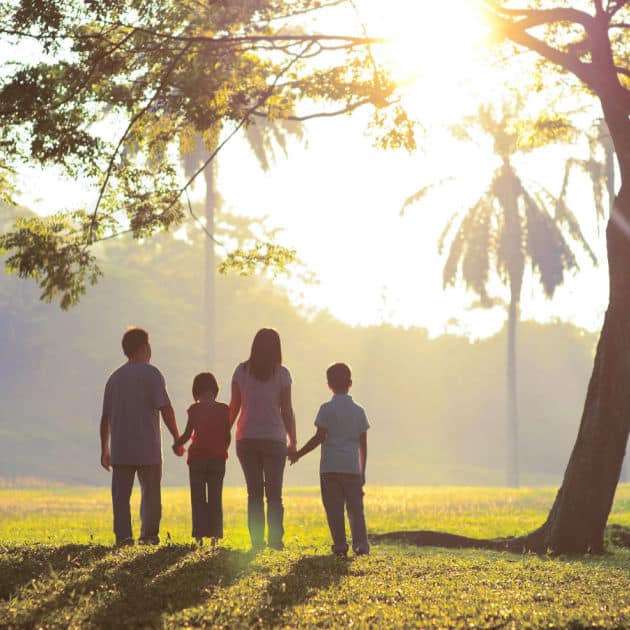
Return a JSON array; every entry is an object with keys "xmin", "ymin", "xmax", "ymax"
[{"xmin": 102, "ymin": 363, "xmax": 170, "ymax": 465}]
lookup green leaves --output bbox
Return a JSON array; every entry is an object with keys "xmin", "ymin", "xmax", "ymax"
[
  {"xmin": 0, "ymin": 213, "xmax": 102, "ymax": 309},
  {"xmin": 1, "ymin": 0, "xmax": 412, "ymax": 307},
  {"xmin": 219, "ymin": 241, "xmax": 297, "ymax": 276}
]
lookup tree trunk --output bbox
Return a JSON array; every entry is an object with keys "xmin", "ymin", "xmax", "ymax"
[
  {"xmin": 523, "ymin": 107, "xmax": 630, "ymax": 553},
  {"xmin": 203, "ymin": 160, "xmax": 218, "ymax": 369},
  {"xmin": 506, "ymin": 292, "xmax": 519, "ymax": 488}
]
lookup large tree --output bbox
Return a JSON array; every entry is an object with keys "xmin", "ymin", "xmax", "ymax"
[
  {"xmin": 403, "ymin": 98, "xmax": 596, "ymax": 488},
  {"xmin": 0, "ymin": 0, "xmax": 414, "ymax": 308},
  {"xmin": 377, "ymin": 0, "xmax": 630, "ymax": 554}
]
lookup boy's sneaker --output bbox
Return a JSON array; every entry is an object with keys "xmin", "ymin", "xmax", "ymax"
[
  {"xmin": 115, "ymin": 537, "xmax": 134, "ymax": 547},
  {"xmin": 138, "ymin": 535, "xmax": 160, "ymax": 546}
]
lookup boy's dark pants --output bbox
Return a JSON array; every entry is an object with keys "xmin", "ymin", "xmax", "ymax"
[
  {"xmin": 188, "ymin": 458, "xmax": 226, "ymax": 539},
  {"xmin": 236, "ymin": 439, "xmax": 287, "ymax": 549},
  {"xmin": 320, "ymin": 473, "xmax": 369, "ymax": 555},
  {"xmin": 112, "ymin": 464, "xmax": 162, "ymax": 543}
]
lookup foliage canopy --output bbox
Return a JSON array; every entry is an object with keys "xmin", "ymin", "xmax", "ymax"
[{"xmin": 0, "ymin": 0, "xmax": 414, "ymax": 307}]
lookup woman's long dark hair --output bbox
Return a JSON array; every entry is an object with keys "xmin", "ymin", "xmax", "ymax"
[{"xmin": 246, "ymin": 328, "xmax": 282, "ymax": 381}]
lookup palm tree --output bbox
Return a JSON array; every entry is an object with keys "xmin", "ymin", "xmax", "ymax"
[
  {"xmin": 403, "ymin": 99, "xmax": 597, "ymax": 487},
  {"xmin": 556, "ymin": 118, "xmax": 616, "ymax": 233},
  {"xmin": 181, "ymin": 118, "xmax": 303, "ymax": 367}
]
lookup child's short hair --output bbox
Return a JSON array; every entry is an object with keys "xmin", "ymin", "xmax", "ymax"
[
  {"xmin": 327, "ymin": 362, "xmax": 352, "ymax": 393},
  {"xmin": 122, "ymin": 327, "xmax": 149, "ymax": 358},
  {"xmin": 192, "ymin": 372, "xmax": 219, "ymax": 401}
]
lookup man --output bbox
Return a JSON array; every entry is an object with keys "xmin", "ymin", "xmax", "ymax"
[{"xmin": 100, "ymin": 327, "xmax": 181, "ymax": 546}]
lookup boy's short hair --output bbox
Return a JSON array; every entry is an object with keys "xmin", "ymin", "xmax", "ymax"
[
  {"xmin": 327, "ymin": 362, "xmax": 352, "ymax": 393},
  {"xmin": 192, "ymin": 372, "xmax": 219, "ymax": 401},
  {"xmin": 122, "ymin": 328, "xmax": 149, "ymax": 358}
]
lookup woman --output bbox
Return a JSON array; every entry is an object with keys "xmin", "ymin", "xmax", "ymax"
[{"xmin": 229, "ymin": 328, "xmax": 297, "ymax": 550}]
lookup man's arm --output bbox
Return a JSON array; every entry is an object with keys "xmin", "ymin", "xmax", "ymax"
[
  {"xmin": 291, "ymin": 427, "xmax": 327, "ymax": 463},
  {"xmin": 280, "ymin": 384, "xmax": 297, "ymax": 453},
  {"xmin": 359, "ymin": 432, "xmax": 367, "ymax": 485},
  {"xmin": 229, "ymin": 381, "xmax": 241, "ymax": 428},
  {"xmin": 100, "ymin": 414, "xmax": 111, "ymax": 471},
  {"xmin": 160, "ymin": 404, "xmax": 180, "ymax": 441}
]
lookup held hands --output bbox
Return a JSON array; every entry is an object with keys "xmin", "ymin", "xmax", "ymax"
[
  {"xmin": 287, "ymin": 441, "xmax": 299, "ymax": 465},
  {"xmin": 172, "ymin": 444, "xmax": 186, "ymax": 457}
]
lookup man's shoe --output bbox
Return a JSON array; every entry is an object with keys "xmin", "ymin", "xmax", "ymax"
[
  {"xmin": 138, "ymin": 535, "xmax": 160, "ymax": 545},
  {"xmin": 115, "ymin": 537, "xmax": 134, "ymax": 547}
]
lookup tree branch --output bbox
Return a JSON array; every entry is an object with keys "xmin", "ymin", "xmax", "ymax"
[
  {"xmin": 251, "ymin": 98, "xmax": 374, "ymax": 121},
  {"xmin": 154, "ymin": 41, "xmax": 316, "ymax": 227},
  {"xmin": 484, "ymin": 4, "xmax": 594, "ymax": 29},
  {"xmin": 87, "ymin": 41, "xmax": 192, "ymax": 243}
]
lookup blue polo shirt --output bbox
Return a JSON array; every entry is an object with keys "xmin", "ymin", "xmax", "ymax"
[{"xmin": 314, "ymin": 394, "xmax": 369, "ymax": 475}]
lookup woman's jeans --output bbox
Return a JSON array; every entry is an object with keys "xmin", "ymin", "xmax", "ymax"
[
  {"xmin": 188, "ymin": 458, "xmax": 226, "ymax": 539},
  {"xmin": 236, "ymin": 439, "xmax": 287, "ymax": 549}
]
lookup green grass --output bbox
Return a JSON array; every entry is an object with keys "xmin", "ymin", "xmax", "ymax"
[{"xmin": 1, "ymin": 485, "xmax": 629, "ymax": 628}]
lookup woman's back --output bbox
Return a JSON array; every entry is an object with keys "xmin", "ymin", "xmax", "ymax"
[{"xmin": 233, "ymin": 362, "xmax": 291, "ymax": 442}]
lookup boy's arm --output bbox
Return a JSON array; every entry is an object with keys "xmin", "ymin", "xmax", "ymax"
[
  {"xmin": 229, "ymin": 381, "xmax": 241, "ymax": 428},
  {"xmin": 359, "ymin": 432, "xmax": 367, "ymax": 485},
  {"xmin": 100, "ymin": 414, "xmax": 111, "ymax": 471},
  {"xmin": 293, "ymin": 427, "xmax": 327, "ymax": 463},
  {"xmin": 160, "ymin": 404, "xmax": 180, "ymax": 441}
]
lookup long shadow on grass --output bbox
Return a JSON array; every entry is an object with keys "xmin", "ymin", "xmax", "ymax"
[
  {"xmin": 89, "ymin": 546, "xmax": 255, "ymax": 628},
  {"xmin": 12, "ymin": 545, "xmax": 255, "ymax": 628},
  {"xmin": 251, "ymin": 554, "xmax": 352, "ymax": 627},
  {"xmin": 0, "ymin": 543, "xmax": 111, "ymax": 600}
]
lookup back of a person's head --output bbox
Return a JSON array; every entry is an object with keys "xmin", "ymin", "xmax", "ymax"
[
  {"xmin": 192, "ymin": 372, "xmax": 219, "ymax": 401},
  {"xmin": 247, "ymin": 328, "xmax": 282, "ymax": 381},
  {"xmin": 122, "ymin": 327, "xmax": 149, "ymax": 358},
  {"xmin": 327, "ymin": 362, "xmax": 352, "ymax": 394}
]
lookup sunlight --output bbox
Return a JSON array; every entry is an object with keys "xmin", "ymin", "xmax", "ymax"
[{"xmin": 370, "ymin": 0, "xmax": 491, "ymax": 119}]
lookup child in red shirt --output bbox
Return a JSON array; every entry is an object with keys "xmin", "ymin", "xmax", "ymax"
[{"xmin": 173, "ymin": 372, "xmax": 231, "ymax": 545}]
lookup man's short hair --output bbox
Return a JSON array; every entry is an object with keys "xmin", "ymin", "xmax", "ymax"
[
  {"xmin": 122, "ymin": 328, "xmax": 149, "ymax": 358},
  {"xmin": 192, "ymin": 372, "xmax": 219, "ymax": 400},
  {"xmin": 327, "ymin": 362, "xmax": 352, "ymax": 393}
]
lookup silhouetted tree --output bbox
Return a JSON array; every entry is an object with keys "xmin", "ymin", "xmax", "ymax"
[
  {"xmin": 404, "ymin": 98, "xmax": 596, "ymax": 488},
  {"xmin": 181, "ymin": 118, "xmax": 302, "ymax": 367},
  {"xmin": 380, "ymin": 1, "xmax": 630, "ymax": 554}
]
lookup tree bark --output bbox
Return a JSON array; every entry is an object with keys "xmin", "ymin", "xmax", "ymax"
[
  {"xmin": 526, "ymin": 106, "xmax": 630, "ymax": 553},
  {"xmin": 203, "ymin": 160, "xmax": 218, "ymax": 369},
  {"xmin": 506, "ymin": 291, "xmax": 519, "ymax": 488}
]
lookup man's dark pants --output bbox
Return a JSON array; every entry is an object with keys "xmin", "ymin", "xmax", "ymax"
[
  {"xmin": 236, "ymin": 439, "xmax": 287, "ymax": 549},
  {"xmin": 320, "ymin": 472, "xmax": 369, "ymax": 555},
  {"xmin": 112, "ymin": 463, "xmax": 162, "ymax": 543}
]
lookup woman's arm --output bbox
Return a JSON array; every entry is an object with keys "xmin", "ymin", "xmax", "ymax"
[
  {"xmin": 229, "ymin": 381, "xmax": 241, "ymax": 429},
  {"xmin": 279, "ymin": 384, "xmax": 297, "ymax": 452}
]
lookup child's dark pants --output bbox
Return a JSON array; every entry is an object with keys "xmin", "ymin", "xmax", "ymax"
[
  {"xmin": 320, "ymin": 472, "xmax": 369, "ymax": 555},
  {"xmin": 188, "ymin": 458, "xmax": 226, "ymax": 539}
]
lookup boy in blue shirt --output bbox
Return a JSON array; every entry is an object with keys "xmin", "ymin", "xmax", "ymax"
[{"xmin": 290, "ymin": 363, "xmax": 369, "ymax": 557}]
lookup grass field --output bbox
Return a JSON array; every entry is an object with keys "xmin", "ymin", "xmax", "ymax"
[{"xmin": 1, "ymin": 485, "xmax": 629, "ymax": 628}]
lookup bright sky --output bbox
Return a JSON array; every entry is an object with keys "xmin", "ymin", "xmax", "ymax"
[{"xmin": 12, "ymin": 0, "xmax": 611, "ymax": 339}]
